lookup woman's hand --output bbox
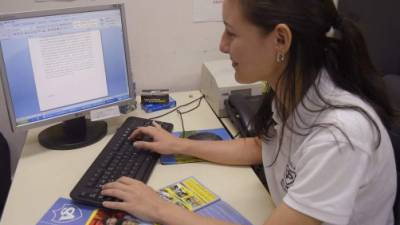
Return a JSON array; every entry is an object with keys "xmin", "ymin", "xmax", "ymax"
[
  {"xmin": 101, "ymin": 177, "xmax": 170, "ymax": 222},
  {"xmin": 129, "ymin": 122, "xmax": 184, "ymax": 155}
]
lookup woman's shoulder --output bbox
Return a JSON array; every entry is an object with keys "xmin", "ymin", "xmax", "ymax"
[{"xmin": 318, "ymin": 91, "xmax": 389, "ymax": 153}]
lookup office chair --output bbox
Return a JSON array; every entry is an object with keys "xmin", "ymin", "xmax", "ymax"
[
  {"xmin": 384, "ymin": 75, "xmax": 400, "ymax": 109},
  {"xmin": 383, "ymin": 75, "xmax": 400, "ymax": 225},
  {"xmin": 391, "ymin": 126, "xmax": 400, "ymax": 225},
  {"xmin": 338, "ymin": 0, "xmax": 400, "ymax": 76},
  {"xmin": 338, "ymin": 0, "xmax": 400, "ymax": 223},
  {"xmin": 0, "ymin": 132, "xmax": 11, "ymax": 220}
]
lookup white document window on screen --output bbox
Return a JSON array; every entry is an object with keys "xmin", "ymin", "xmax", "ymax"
[{"xmin": 28, "ymin": 30, "xmax": 108, "ymax": 111}]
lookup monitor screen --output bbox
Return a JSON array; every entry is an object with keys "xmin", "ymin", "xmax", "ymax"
[{"xmin": 0, "ymin": 4, "xmax": 135, "ymax": 149}]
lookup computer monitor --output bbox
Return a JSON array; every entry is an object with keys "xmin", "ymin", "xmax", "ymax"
[{"xmin": 0, "ymin": 4, "xmax": 135, "ymax": 150}]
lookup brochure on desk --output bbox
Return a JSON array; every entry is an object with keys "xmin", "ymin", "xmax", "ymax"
[
  {"xmin": 160, "ymin": 128, "xmax": 232, "ymax": 165},
  {"xmin": 36, "ymin": 177, "xmax": 252, "ymax": 225}
]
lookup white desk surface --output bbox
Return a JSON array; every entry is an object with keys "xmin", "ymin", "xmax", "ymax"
[{"xmin": 1, "ymin": 91, "xmax": 274, "ymax": 225}]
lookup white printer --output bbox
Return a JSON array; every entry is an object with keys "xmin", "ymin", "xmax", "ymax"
[{"xmin": 200, "ymin": 59, "xmax": 264, "ymax": 117}]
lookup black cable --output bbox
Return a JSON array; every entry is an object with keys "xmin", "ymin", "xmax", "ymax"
[
  {"xmin": 148, "ymin": 95, "xmax": 205, "ymax": 137},
  {"xmin": 177, "ymin": 97, "xmax": 203, "ymax": 136},
  {"xmin": 148, "ymin": 95, "xmax": 204, "ymax": 120},
  {"xmin": 178, "ymin": 97, "xmax": 203, "ymax": 114},
  {"xmin": 148, "ymin": 95, "xmax": 240, "ymax": 140},
  {"xmin": 177, "ymin": 97, "xmax": 204, "ymax": 137},
  {"xmin": 176, "ymin": 109, "xmax": 185, "ymax": 137}
]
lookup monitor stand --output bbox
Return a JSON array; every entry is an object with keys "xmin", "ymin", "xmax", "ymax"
[{"xmin": 38, "ymin": 117, "xmax": 107, "ymax": 150}]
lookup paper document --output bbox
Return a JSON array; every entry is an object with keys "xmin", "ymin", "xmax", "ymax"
[{"xmin": 29, "ymin": 30, "xmax": 108, "ymax": 111}]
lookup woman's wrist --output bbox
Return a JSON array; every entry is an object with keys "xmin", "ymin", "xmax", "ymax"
[
  {"xmin": 155, "ymin": 201, "xmax": 181, "ymax": 225},
  {"xmin": 172, "ymin": 138, "xmax": 193, "ymax": 155}
]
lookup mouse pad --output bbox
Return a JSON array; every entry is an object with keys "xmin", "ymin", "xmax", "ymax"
[{"xmin": 160, "ymin": 128, "xmax": 232, "ymax": 165}]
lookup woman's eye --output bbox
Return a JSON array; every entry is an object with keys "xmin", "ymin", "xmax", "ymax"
[{"xmin": 226, "ymin": 29, "xmax": 235, "ymax": 37}]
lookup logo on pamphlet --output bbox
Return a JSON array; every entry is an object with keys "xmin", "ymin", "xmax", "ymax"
[{"xmin": 51, "ymin": 204, "xmax": 83, "ymax": 223}]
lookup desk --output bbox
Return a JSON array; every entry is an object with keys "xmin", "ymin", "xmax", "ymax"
[{"xmin": 1, "ymin": 91, "xmax": 274, "ymax": 225}]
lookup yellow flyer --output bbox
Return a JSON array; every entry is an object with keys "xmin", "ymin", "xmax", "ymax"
[{"xmin": 159, "ymin": 177, "xmax": 219, "ymax": 211}]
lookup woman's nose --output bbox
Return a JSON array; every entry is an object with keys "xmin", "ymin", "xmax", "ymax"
[{"xmin": 219, "ymin": 32, "xmax": 230, "ymax": 54}]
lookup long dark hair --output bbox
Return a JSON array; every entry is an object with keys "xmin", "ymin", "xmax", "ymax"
[{"xmin": 239, "ymin": 0, "xmax": 399, "ymax": 159}]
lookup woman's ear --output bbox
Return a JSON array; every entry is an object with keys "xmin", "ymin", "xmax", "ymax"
[{"xmin": 273, "ymin": 23, "xmax": 292, "ymax": 55}]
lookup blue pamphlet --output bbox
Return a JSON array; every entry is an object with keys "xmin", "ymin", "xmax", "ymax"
[
  {"xmin": 36, "ymin": 177, "xmax": 252, "ymax": 225},
  {"xmin": 36, "ymin": 198, "xmax": 95, "ymax": 225}
]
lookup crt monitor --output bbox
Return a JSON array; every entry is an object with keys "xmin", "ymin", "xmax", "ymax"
[{"xmin": 0, "ymin": 4, "xmax": 135, "ymax": 150}]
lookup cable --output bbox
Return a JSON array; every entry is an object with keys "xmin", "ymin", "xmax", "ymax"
[
  {"xmin": 148, "ymin": 95, "xmax": 241, "ymax": 140},
  {"xmin": 178, "ymin": 97, "xmax": 203, "ymax": 114},
  {"xmin": 176, "ymin": 109, "xmax": 185, "ymax": 137},
  {"xmin": 148, "ymin": 95, "xmax": 204, "ymax": 120},
  {"xmin": 178, "ymin": 97, "xmax": 204, "ymax": 137},
  {"xmin": 148, "ymin": 95, "xmax": 205, "ymax": 136}
]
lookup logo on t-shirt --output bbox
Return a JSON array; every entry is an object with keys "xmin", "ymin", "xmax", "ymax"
[{"xmin": 281, "ymin": 161, "xmax": 296, "ymax": 192}]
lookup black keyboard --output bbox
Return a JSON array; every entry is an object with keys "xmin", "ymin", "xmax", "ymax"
[{"xmin": 70, "ymin": 116, "xmax": 173, "ymax": 207}]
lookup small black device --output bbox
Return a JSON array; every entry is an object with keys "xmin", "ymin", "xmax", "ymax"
[
  {"xmin": 141, "ymin": 89, "xmax": 170, "ymax": 104},
  {"xmin": 70, "ymin": 116, "xmax": 173, "ymax": 207},
  {"xmin": 224, "ymin": 94, "xmax": 263, "ymax": 137}
]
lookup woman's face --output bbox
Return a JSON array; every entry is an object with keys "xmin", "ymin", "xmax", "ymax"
[{"xmin": 220, "ymin": 0, "xmax": 282, "ymax": 85}]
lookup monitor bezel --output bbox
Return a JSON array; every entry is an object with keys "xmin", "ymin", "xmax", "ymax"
[{"xmin": 0, "ymin": 4, "xmax": 136, "ymax": 132}]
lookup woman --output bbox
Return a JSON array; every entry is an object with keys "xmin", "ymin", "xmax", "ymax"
[{"xmin": 101, "ymin": 0, "xmax": 398, "ymax": 224}]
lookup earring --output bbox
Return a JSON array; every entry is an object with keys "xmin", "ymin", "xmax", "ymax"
[{"xmin": 276, "ymin": 52, "xmax": 285, "ymax": 63}]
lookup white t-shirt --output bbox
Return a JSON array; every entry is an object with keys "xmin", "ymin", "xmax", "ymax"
[{"xmin": 262, "ymin": 70, "xmax": 396, "ymax": 225}]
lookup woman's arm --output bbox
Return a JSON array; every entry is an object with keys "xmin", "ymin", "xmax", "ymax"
[
  {"xmin": 130, "ymin": 123, "xmax": 262, "ymax": 165},
  {"xmin": 177, "ymin": 137, "xmax": 262, "ymax": 165},
  {"xmin": 102, "ymin": 177, "xmax": 321, "ymax": 225},
  {"xmin": 101, "ymin": 177, "xmax": 236, "ymax": 225},
  {"xmin": 263, "ymin": 203, "xmax": 321, "ymax": 225},
  {"xmin": 162, "ymin": 201, "xmax": 322, "ymax": 225}
]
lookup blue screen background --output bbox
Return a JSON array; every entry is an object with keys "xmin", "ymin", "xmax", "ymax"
[{"xmin": 1, "ymin": 27, "xmax": 129, "ymax": 120}]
